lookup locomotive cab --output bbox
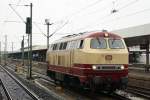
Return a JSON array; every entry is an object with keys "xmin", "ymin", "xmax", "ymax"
[
  {"xmin": 89, "ymin": 37, "xmax": 128, "ymax": 91},
  {"xmin": 74, "ymin": 32, "xmax": 128, "ymax": 91}
]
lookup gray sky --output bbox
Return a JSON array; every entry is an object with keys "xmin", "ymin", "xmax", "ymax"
[{"xmin": 0, "ymin": 0, "xmax": 150, "ymax": 51}]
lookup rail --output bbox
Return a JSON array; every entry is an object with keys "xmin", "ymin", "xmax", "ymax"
[
  {"xmin": 112, "ymin": 92, "xmax": 131, "ymax": 100},
  {"xmin": 4, "ymin": 63, "xmax": 132, "ymax": 100},
  {"xmin": 0, "ymin": 79, "xmax": 13, "ymax": 100},
  {"xmin": 0, "ymin": 65, "xmax": 41, "ymax": 100},
  {"xmin": 127, "ymin": 85, "xmax": 150, "ymax": 99}
]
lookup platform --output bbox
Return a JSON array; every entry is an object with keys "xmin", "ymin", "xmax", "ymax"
[{"xmin": 128, "ymin": 66, "xmax": 150, "ymax": 89}]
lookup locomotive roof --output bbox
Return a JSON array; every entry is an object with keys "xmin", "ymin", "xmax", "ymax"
[
  {"xmin": 83, "ymin": 31, "xmax": 121, "ymax": 38},
  {"xmin": 53, "ymin": 31, "xmax": 122, "ymax": 44}
]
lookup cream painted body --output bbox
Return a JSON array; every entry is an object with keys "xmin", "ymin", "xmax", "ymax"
[{"xmin": 46, "ymin": 38, "xmax": 129, "ymax": 67}]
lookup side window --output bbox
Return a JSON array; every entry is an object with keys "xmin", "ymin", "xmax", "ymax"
[
  {"xmin": 66, "ymin": 41, "xmax": 70, "ymax": 50},
  {"xmin": 72, "ymin": 41, "xmax": 75, "ymax": 49},
  {"xmin": 59, "ymin": 43, "xmax": 63, "ymax": 50},
  {"xmin": 49, "ymin": 44, "xmax": 51, "ymax": 50},
  {"xmin": 55, "ymin": 44, "xmax": 58, "ymax": 50},
  {"xmin": 52, "ymin": 44, "xmax": 55, "ymax": 50},
  {"xmin": 50, "ymin": 44, "xmax": 53, "ymax": 50},
  {"xmin": 74, "ymin": 40, "xmax": 78, "ymax": 49},
  {"xmin": 55, "ymin": 44, "xmax": 57, "ymax": 50},
  {"xmin": 69, "ymin": 41, "xmax": 73, "ymax": 49},
  {"xmin": 62, "ymin": 42, "xmax": 67, "ymax": 50},
  {"xmin": 53, "ymin": 44, "xmax": 58, "ymax": 50},
  {"xmin": 71, "ymin": 41, "xmax": 75, "ymax": 49},
  {"xmin": 79, "ymin": 40, "xmax": 84, "ymax": 49},
  {"xmin": 56, "ymin": 43, "xmax": 60, "ymax": 50},
  {"xmin": 49, "ymin": 44, "xmax": 50, "ymax": 50}
]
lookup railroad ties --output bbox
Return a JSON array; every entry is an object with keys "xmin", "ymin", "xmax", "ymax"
[
  {"xmin": 0, "ymin": 79, "xmax": 12, "ymax": 100},
  {"xmin": 0, "ymin": 65, "xmax": 40, "ymax": 100},
  {"xmin": 0, "ymin": 63, "xmax": 149, "ymax": 100},
  {"xmin": 127, "ymin": 85, "xmax": 150, "ymax": 99}
]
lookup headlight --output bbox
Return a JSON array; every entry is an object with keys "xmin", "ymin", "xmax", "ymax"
[
  {"xmin": 120, "ymin": 65, "xmax": 124, "ymax": 70},
  {"xmin": 92, "ymin": 65, "xmax": 97, "ymax": 70}
]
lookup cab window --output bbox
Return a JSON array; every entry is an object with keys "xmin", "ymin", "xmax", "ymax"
[
  {"xmin": 108, "ymin": 39, "xmax": 125, "ymax": 49},
  {"xmin": 91, "ymin": 38, "xmax": 107, "ymax": 49}
]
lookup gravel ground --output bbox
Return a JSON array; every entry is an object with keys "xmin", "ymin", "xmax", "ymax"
[
  {"xmin": 5, "ymin": 61, "xmax": 150, "ymax": 100},
  {"xmin": 0, "ymin": 80, "xmax": 8, "ymax": 100},
  {"xmin": 4, "ymin": 65, "xmax": 59, "ymax": 100},
  {"xmin": 5, "ymin": 63, "xmax": 117, "ymax": 100}
]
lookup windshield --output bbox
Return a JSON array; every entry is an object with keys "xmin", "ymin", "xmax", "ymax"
[
  {"xmin": 91, "ymin": 38, "xmax": 107, "ymax": 49},
  {"xmin": 108, "ymin": 39, "xmax": 125, "ymax": 49}
]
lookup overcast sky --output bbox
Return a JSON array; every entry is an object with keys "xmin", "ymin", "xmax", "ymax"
[{"xmin": 0, "ymin": 0, "xmax": 150, "ymax": 51}]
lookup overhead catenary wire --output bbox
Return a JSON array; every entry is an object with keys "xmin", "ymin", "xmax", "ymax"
[
  {"xmin": 2, "ymin": 0, "xmax": 22, "ymax": 24},
  {"xmin": 67, "ymin": 0, "xmax": 138, "ymax": 21},
  {"xmin": 74, "ymin": 13, "xmax": 112, "ymax": 33},
  {"xmin": 78, "ymin": 7, "xmax": 150, "ymax": 32},
  {"xmin": 33, "ymin": 20, "xmax": 69, "ymax": 38},
  {"xmin": 2, "ymin": 20, "xmax": 24, "ymax": 23},
  {"xmin": 48, "ymin": 21, "xmax": 69, "ymax": 38},
  {"xmin": 59, "ymin": 0, "xmax": 116, "ymax": 33},
  {"xmin": 73, "ymin": 0, "xmax": 140, "ymax": 32},
  {"xmin": 55, "ymin": 0, "xmax": 105, "ymax": 34},
  {"xmin": 0, "ymin": 0, "xmax": 22, "ymax": 35},
  {"xmin": 1, "ymin": 18, "xmax": 68, "ymax": 39},
  {"xmin": 118, "ymin": 0, "xmax": 139, "ymax": 10},
  {"xmin": 1, "ymin": 20, "xmax": 45, "ymax": 25},
  {"xmin": 33, "ymin": 22, "xmax": 47, "ymax": 37},
  {"xmin": 65, "ymin": 0, "xmax": 104, "ymax": 20},
  {"xmin": 8, "ymin": 4, "xmax": 25, "ymax": 23},
  {"xmin": 73, "ymin": 0, "xmax": 125, "ymax": 18},
  {"xmin": 82, "ymin": 1, "xmax": 113, "ymax": 16},
  {"xmin": 101, "ymin": 7, "xmax": 150, "ymax": 26},
  {"xmin": 7, "ymin": 4, "xmax": 49, "ymax": 38},
  {"xmin": 1, "ymin": 0, "xmax": 148, "ymax": 51},
  {"xmin": 0, "ymin": 0, "xmax": 23, "ymax": 51}
]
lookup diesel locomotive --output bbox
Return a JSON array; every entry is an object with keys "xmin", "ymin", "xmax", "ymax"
[{"xmin": 46, "ymin": 31, "xmax": 128, "ymax": 92}]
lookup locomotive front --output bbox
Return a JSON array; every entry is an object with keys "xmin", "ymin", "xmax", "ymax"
[{"xmin": 73, "ymin": 32, "xmax": 128, "ymax": 92}]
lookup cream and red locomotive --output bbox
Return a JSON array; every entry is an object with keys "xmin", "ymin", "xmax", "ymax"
[{"xmin": 46, "ymin": 31, "xmax": 128, "ymax": 92}]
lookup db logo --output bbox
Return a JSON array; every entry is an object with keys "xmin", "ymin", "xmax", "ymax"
[{"xmin": 105, "ymin": 55, "xmax": 112, "ymax": 60}]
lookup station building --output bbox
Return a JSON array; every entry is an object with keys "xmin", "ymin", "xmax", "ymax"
[
  {"xmin": 8, "ymin": 45, "xmax": 47, "ymax": 62},
  {"xmin": 112, "ymin": 23, "xmax": 150, "ymax": 65}
]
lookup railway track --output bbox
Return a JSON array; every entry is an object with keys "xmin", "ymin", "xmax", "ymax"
[
  {"xmin": 0, "ymin": 65, "xmax": 41, "ymax": 100},
  {"xmin": 0, "ymin": 79, "xmax": 12, "ymax": 100},
  {"xmin": 2, "ymin": 64, "xmax": 62, "ymax": 100},
  {"xmin": 36, "ymin": 76, "xmax": 131, "ymax": 100},
  {"xmin": 127, "ymin": 85, "xmax": 150, "ymax": 99},
  {"xmin": 29, "ymin": 68, "xmax": 131, "ymax": 100},
  {"xmin": 27, "ymin": 67, "xmax": 131, "ymax": 100},
  {"xmin": 6, "ymin": 63, "xmax": 53, "ymax": 83},
  {"xmin": 112, "ymin": 92, "xmax": 131, "ymax": 100},
  {"xmin": 5, "ymin": 63, "xmax": 143, "ymax": 100}
]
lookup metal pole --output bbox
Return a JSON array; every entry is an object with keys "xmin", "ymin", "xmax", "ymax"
[
  {"xmin": 12, "ymin": 42, "xmax": 13, "ymax": 53},
  {"xmin": 22, "ymin": 36, "xmax": 24, "ymax": 66},
  {"xmin": 28, "ymin": 34, "xmax": 30, "ymax": 75},
  {"xmin": 0, "ymin": 41, "xmax": 1, "ymax": 64},
  {"xmin": 146, "ymin": 40, "xmax": 149, "ymax": 72},
  {"xmin": 29, "ymin": 3, "xmax": 33, "ymax": 79},
  {"xmin": 45, "ymin": 19, "xmax": 53, "ymax": 50},
  {"xmin": 11, "ymin": 42, "xmax": 13, "ymax": 62},
  {"xmin": 4, "ymin": 35, "xmax": 7, "ymax": 65},
  {"xmin": 47, "ymin": 23, "xmax": 50, "ymax": 49}
]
